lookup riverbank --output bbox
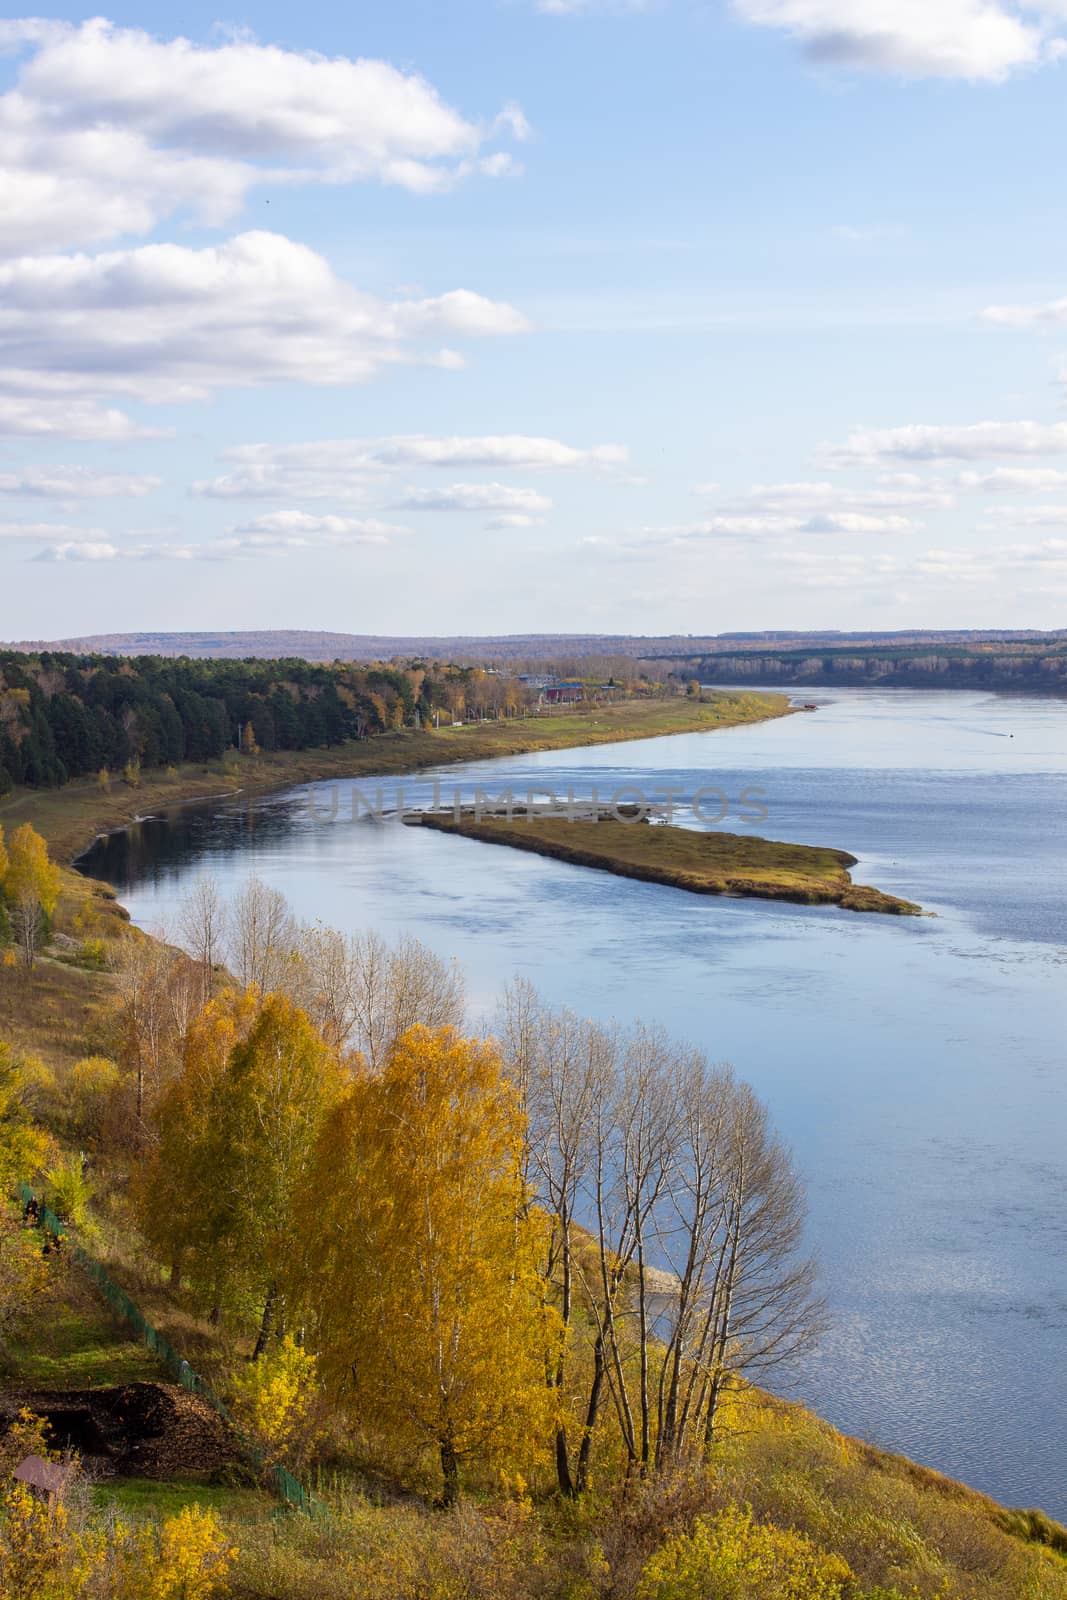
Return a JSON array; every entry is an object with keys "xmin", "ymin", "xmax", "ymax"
[
  {"xmin": 0, "ymin": 691, "xmax": 791, "ymax": 867},
  {"xmin": 409, "ymin": 810, "xmax": 924, "ymax": 915}
]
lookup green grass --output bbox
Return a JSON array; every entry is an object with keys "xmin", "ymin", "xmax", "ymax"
[
  {"xmin": 414, "ymin": 813, "xmax": 923, "ymax": 916},
  {"xmin": 90, "ymin": 1477, "xmax": 270, "ymax": 1520},
  {"xmin": 5, "ymin": 1255, "xmax": 161, "ymax": 1389}
]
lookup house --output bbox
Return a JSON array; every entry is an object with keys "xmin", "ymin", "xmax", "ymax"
[{"xmin": 543, "ymin": 680, "xmax": 584, "ymax": 705}]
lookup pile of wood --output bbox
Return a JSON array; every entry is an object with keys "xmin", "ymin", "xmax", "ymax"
[{"xmin": 0, "ymin": 1383, "xmax": 240, "ymax": 1479}]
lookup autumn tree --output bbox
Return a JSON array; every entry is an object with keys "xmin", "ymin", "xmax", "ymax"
[
  {"xmin": 135, "ymin": 988, "xmax": 259, "ymax": 1313},
  {"xmin": 138, "ymin": 990, "xmax": 343, "ymax": 1349},
  {"xmin": 3, "ymin": 824, "xmax": 60, "ymax": 971},
  {"xmin": 3, "ymin": 825, "xmax": 59, "ymax": 917},
  {"xmin": 295, "ymin": 1025, "xmax": 558, "ymax": 1505}
]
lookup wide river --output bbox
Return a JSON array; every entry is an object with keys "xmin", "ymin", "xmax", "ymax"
[{"xmin": 80, "ymin": 688, "xmax": 1067, "ymax": 1515}]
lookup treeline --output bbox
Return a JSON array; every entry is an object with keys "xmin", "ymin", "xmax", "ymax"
[
  {"xmin": 0, "ymin": 652, "xmax": 550, "ymax": 794},
  {"xmin": 668, "ymin": 646, "xmax": 1067, "ymax": 691}
]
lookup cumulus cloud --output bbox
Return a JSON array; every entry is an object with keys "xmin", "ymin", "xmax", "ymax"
[
  {"xmin": 0, "ymin": 519, "xmax": 106, "ymax": 543},
  {"xmin": 0, "ymin": 231, "xmax": 528, "ymax": 408},
  {"xmin": 0, "ymin": 466, "xmax": 160, "ymax": 498},
  {"xmin": 33, "ymin": 540, "xmax": 123, "ymax": 562},
  {"xmin": 707, "ymin": 479, "xmax": 952, "ymax": 513},
  {"xmin": 822, "ymin": 420, "xmax": 1067, "ymax": 465},
  {"xmin": 685, "ymin": 511, "xmax": 919, "ymax": 537},
  {"xmin": 0, "ymin": 395, "xmax": 163, "ymax": 439},
  {"xmin": 0, "ymin": 17, "xmax": 529, "ymax": 253},
  {"xmin": 959, "ymin": 466, "xmax": 1067, "ymax": 491},
  {"xmin": 390, "ymin": 483, "xmax": 553, "ymax": 516},
  {"xmin": 192, "ymin": 434, "xmax": 626, "ymax": 499},
  {"xmin": 229, "ymin": 511, "xmax": 410, "ymax": 546},
  {"xmin": 981, "ymin": 292, "xmax": 1067, "ymax": 325},
  {"xmin": 979, "ymin": 503, "xmax": 1067, "ymax": 525},
  {"xmin": 732, "ymin": 0, "xmax": 1060, "ymax": 81}
]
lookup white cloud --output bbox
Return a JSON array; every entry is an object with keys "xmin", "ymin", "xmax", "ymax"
[
  {"xmin": 192, "ymin": 434, "xmax": 626, "ymax": 499},
  {"xmin": 0, "ymin": 466, "xmax": 160, "ymax": 498},
  {"xmin": 0, "ymin": 519, "xmax": 105, "ymax": 542},
  {"xmin": 33, "ymin": 540, "xmax": 122, "ymax": 562},
  {"xmin": 715, "ymin": 479, "xmax": 952, "ymax": 513},
  {"xmin": 536, "ymin": 0, "xmax": 653, "ymax": 12},
  {"xmin": 373, "ymin": 435, "xmax": 626, "ymax": 470},
  {"xmin": 230, "ymin": 510, "xmax": 409, "ymax": 546},
  {"xmin": 487, "ymin": 512, "xmax": 543, "ymax": 529},
  {"xmin": 981, "ymin": 292, "xmax": 1067, "ymax": 325},
  {"xmin": 0, "ymin": 231, "xmax": 528, "ymax": 407},
  {"xmin": 390, "ymin": 483, "xmax": 553, "ymax": 515},
  {"xmin": 0, "ymin": 18, "xmax": 529, "ymax": 253},
  {"xmin": 959, "ymin": 466, "xmax": 1067, "ymax": 491},
  {"xmin": 823, "ymin": 420, "xmax": 1067, "ymax": 465},
  {"xmin": 689, "ymin": 511, "xmax": 919, "ymax": 536},
  {"xmin": 0, "ymin": 395, "xmax": 163, "ymax": 439},
  {"xmin": 732, "ymin": 0, "xmax": 1060, "ymax": 81},
  {"xmin": 980, "ymin": 503, "xmax": 1067, "ymax": 525}
]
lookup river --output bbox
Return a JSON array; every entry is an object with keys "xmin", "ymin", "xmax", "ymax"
[{"xmin": 79, "ymin": 687, "xmax": 1067, "ymax": 1515}]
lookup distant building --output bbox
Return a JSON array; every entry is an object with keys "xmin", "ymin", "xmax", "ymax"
[{"xmin": 543, "ymin": 680, "xmax": 585, "ymax": 705}]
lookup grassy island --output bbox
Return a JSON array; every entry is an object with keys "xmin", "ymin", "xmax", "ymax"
[{"xmin": 409, "ymin": 811, "xmax": 924, "ymax": 915}]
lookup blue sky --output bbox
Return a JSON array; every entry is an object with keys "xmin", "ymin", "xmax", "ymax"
[{"xmin": 2, "ymin": 1, "xmax": 1067, "ymax": 639}]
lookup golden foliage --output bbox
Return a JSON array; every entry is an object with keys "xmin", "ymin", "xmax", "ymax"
[
  {"xmin": 3, "ymin": 826, "xmax": 61, "ymax": 918},
  {"xmin": 636, "ymin": 1504, "xmax": 853, "ymax": 1600},
  {"xmin": 228, "ymin": 1334, "xmax": 321, "ymax": 1467},
  {"xmin": 296, "ymin": 1024, "xmax": 560, "ymax": 1502}
]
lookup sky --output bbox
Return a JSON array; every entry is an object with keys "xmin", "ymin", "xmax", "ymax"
[{"xmin": 3, "ymin": 2, "xmax": 1067, "ymax": 640}]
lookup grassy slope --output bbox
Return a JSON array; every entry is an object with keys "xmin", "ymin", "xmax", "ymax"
[
  {"xmin": 413, "ymin": 813, "xmax": 923, "ymax": 915},
  {"xmin": 0, "ymin": 692, "xmax": 791, "ymax": 867},
  {"xmin": 5, "ymin": 936, "xmax": 1067, "ymax": 1595}
]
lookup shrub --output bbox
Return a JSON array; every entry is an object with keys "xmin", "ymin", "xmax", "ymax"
[
  {"xmin": 44, "ymin": 1150, "xmax": 93, "ymax": 1226},
  {"xmin": 636, "ymin": 1505, "xmax": 853, "ymax": 1600},
  {"xmin": 68, "ymin": 1055, "xmax": 121, "ymax": 1141},
  {"xmin": 228, "ymin": 1335, "xmax": 321, "ymax": 1468}
]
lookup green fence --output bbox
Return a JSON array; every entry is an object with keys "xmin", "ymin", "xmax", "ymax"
[{"xmin": 18, "ymin": 1181, "xmax": 324, "ymax": 1517}]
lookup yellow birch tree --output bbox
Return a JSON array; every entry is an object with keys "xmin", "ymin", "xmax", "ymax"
[{"xmin": 295, "ymin": 1024, "xmax": 558, "ymax": 1504}]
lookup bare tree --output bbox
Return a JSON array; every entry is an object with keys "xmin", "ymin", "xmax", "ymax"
[
  {"xmin": 499, "ymin": 981, "xmax": 611, "ymax": 1494},
  {"xmin": 292, "ymin": 927, "xmax": 464, "ymax": 1068},
  {"xmin": 228, "ymin": 876, "xmax": 298, "ymax": 996},
  {"xmin": 12, "ymin": 889, "xmax": 45, "ymax": 972},
  {"xmin": 499, "ymin": 985, "xmax": 823, "ymax": 1490},
  {"xmin": 178, "ymin": 878, "xmax": 228, "ymax": 1007},
  {"xmin": 114, "ymin": 935, "xmax": 204, "ymax": 1143}
]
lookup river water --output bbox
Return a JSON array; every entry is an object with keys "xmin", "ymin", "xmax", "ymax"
[{"xmin": 79, "ymin": 688, "xmax": 1067, "ymax": 1515}]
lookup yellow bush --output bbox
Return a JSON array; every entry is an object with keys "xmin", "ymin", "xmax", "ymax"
[
  {"xmin": 68, "ymin": 1055, "xmax": 121, "ymax": 1139},
  {"xmin": 228, "ymin": 1335, "xmax": 320, "ymax": 1467},
  {"xmin": 636, "ymin": 1504, "xmax": 853, "ymax": 1600},
  {"xmin": 114, "ymin": 1506, "xmax": 237, "ymax": 1600}
]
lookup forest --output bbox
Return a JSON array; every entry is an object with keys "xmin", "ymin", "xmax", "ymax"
[{"xmin": 0, "ymin": 652, "xmax": 543, "ymax": 794}]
